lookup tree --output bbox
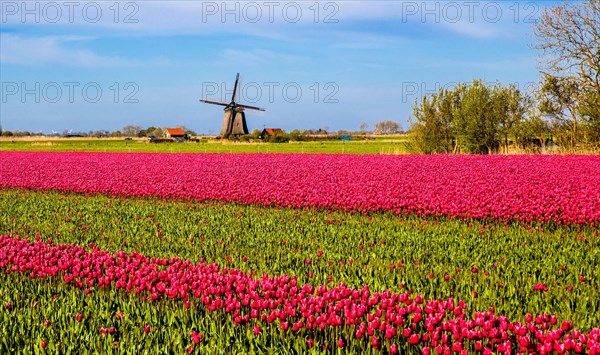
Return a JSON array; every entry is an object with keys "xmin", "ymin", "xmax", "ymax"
[
  {"xmin": 538, "ymin": 76, "xmax": 581, "ymax": 146},
  {"xmin": 374, "ymin": 120, "xmax": 401, "ymax": 134},
  {"xmin": 122, "ymin": 125, "xmax": 142, "ymax": 137},
  {"xmin": 578, "ymin": 89, "xmax": 600, "ymax": 141},
  {"xmin": 410, "ymin": 87, "xmax": 458, "ymax": 154},
  {"xmin": 452, "ymin": 80, "xmax": 499, "ymax": 154},
  {"xmin": 532, "ymin": 0, "xmax": 600, "ymax": 144},
  {"xmin": 358, "ymin": 122, "xmax": 369, "ymax": 133},
  {"xmin": 289, "ymin": 129, "xmax": 308, "ymax": 141},
  {"xmin": 517, "ymin": 113, "xmax": 552, "ymax": 153},
  {"xmin": 493, "ymin": 84, "xmax": 530, "ymax": 153},
  {"xmin": 90, "ymin": 130, "xmax": 109, "ymax": 138},
  {"xmin": 138, "ymin": 126, "xmax": 157, "ymax": 137},
  {"xmin": 410, "ymin": 80, "xmax": 532, "ymax": 154},
  {"xmin": 177, "ymin": 125, "xmax": 197, "ymax": 136},
  {"xmin": 150, "ymin": 128, "xmax": 164, "ymax": 138}
]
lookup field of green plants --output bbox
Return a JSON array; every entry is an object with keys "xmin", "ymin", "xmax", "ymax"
[
  {"xmin": 0, "ymin": 138, "xmax": 409, "ymax": 155},
  {"xmin": 1, "ymin": 189, "xmax": 598, "ymax": 354},
  {"xmin": 1, "ymin": 152, "xmax": 599, "ymax": 354}
]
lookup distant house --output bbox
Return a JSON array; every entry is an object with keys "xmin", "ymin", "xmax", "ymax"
[
  {"xmin": 260, "ymin": 128, "xmax": 284, "ymax": 138},
  {"xmin": 164, "ymin": 127, "xmax": 186, "ymax": 142}
]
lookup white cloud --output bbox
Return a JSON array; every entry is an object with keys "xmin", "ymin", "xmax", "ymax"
[
  {"xmin": 0, "ymin": 33, "xmax": 139, "ymax": 67},
  {"xmin": 219, "ymin": 48, "xmax": 309, "ymax": 65},
  {"xmin": 1, "ymin": 1, "xmax": 527, "ymax": 41}
]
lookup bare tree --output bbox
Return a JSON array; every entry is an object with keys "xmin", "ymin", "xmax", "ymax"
[
  {"xmin": 122, "ymin": 125, "xmax": 142, "ymax": 137},
  {"xmin": 177, "ymin": 125, "xmax": 197, "ymax": 136},
  {"xmin": 151, "ymin": 128, "xmax": 164, "ymax": 138},
  {"xmin": 532, "ymin": 0, "xmax": 600, "ymax": 143},
  {"xmin": 374, "ymin": 120, "xmax": 401, "ymax": 134},
  {"xmin": 359, "ymin": 122, "xmax": 369, "ymax": 133}
]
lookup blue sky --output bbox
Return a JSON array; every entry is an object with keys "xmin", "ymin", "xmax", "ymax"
[{"xmin": 1, "ymin": 1, "xmax": 553, "ymax": 134}]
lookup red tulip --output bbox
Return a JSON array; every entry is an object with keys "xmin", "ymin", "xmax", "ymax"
[
  {"xmin": 452, "ymin": 341, "xmax": 462, "ymax": 352},
  {"xmin": 2, "ymin": 153, "xmax": 598, "ymax": 225},
  {"xmin": 371, "ymin": 336, "xmax": 379, "ymax": 349}
]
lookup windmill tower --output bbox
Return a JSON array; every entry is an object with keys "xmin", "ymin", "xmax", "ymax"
[{"xmin": 200, "ymin": 73, "xmax": 265, "ymax": 139}]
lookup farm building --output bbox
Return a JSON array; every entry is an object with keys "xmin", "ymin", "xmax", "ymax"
[
  {"xmin": 260, "ymin": 128, "xmax": 284, "ymax": 138},
  {"xmin": 164, "ymin": 128, "xmax": 186, "ymax": 142}
]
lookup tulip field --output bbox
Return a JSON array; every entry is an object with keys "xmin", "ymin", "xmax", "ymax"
[{"xmin": 0, "ymin": 152, "xmax": 599, "ymax": 354}]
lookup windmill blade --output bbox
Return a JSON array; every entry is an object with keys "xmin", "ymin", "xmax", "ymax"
[
  {"xmin": 231, "ymin": 73, "xmax": 240, "ymax": 102},
  {"xmin": 200, "ymin": 99, "xmax": 229, "ymax": 107},
  {"xmin": 237, "ymin": 104, "xmax": 265, "ymax": 112}
]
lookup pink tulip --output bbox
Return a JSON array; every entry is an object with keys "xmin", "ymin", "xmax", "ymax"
[
  {"xmin": 0, "ymin": 233, "xmax": 598, "ymax": 354},
  {"xmin": 2, "ymin": 153, "xmax": 599, "ymax": 225},
  {"xmin": 371, "ymin": 336, "xmax": 379, "ymax": 349}
]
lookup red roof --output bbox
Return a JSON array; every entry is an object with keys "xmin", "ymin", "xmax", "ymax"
[
  {"xmin": 164, "ymin": 127, "xmax": 185, "ymax": 136},
  {"xmin": 263, "ymin": 128, "xmax": 283, "ymax": 136}
]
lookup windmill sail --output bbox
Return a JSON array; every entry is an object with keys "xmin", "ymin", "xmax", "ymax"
[{"xmin": 200, "ymin": 73, "xmax": 265, "ymax": 139}]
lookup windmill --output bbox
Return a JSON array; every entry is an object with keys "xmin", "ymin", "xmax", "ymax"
[{"xmin": 200, "ymin": 73, "xmax": 265, "ymax": 139}]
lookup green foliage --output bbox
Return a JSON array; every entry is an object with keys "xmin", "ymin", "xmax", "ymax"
[
  {"xmin": 578, "ymin": 89, "xmax": 600, "ymax": 143},
  {"xmin": 0, "ymin": 188, "xmax": 598, "ymax": 345},
  {"xmin": 266, "ymin": 133, "xmax": 290, "ymax": 143},
  {"xmin": 410, "ymin": 80, "xmax": 534, "ymax": 154},
  {"xmin": 288, "ymin": 130, "xmax": 309, "ymax": 142},
  {"xmin": 0, "ymin": 139, "xmax": 411, "ymax": 154}
]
